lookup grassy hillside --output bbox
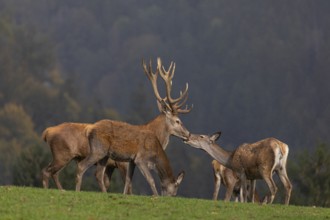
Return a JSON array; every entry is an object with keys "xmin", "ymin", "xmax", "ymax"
[{"xmin": 0, "ymin": 186, "xmax": 329, "ymax": 220}]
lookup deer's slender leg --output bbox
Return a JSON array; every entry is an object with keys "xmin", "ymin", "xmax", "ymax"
[
  {"xmin": 104, "ymin": 165, "xmax": 115, "ymax": 190},
  {"xmin": 52, "ymin": 171, "xmax": 63, "ymax": 190},
  {"xmin": 41, "ymin": 164, "xmax": 51, "ymax": 189},
  {"xmin": 277, "ymin": 169, "xmax": 292, "ymax": 205},
  {"xmin": 42, "ymin": 156, "xmax": 71, "ymax": 190},
  {"xmin": 95, "ymin": 156, "xmax": 109, "ymax": 192},
  {"xmin": 124, "ymin": 161, "xmax": 135, "ymax": 195},
  {"xmin": 213, "ymin": 170, "xmax": 221, "ymax": 200},
  {"xmin": 117, "ymin": 162, "xmax": 131, "ymax": 194},
  {"xmin": 263, "ymin": 175, "xmax": 277, "ymax": 204},
  {"xmin": 239, "ymin": 173, "xmax": 248, "ymax": 202},
  {"xmin": 225, "ymin": 184, "xmax": 235, "ymax": 202},
  {"xmin": 136, "ymin": 161, "xmax": 158, "ymax": 196},
  {"xmin": 250, "ymin": 180, "xmax": 256, "ymax": 203},
  {"xmin": 76, "ymin": 152, "xmax": 107, "ymax": 191}
]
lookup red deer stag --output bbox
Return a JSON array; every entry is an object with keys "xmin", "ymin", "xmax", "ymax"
[
  {"xmin": 41, "ymin": 123, "xmax": 130, "ymax": 192},
  {"xmin": 212, "ymin": 160, "xmax": 261, "ymax": 203},
  {"xmin": 75, "ymin": 58, "xmax": 191, "ymax": 193},
  {"xmin": 185, "ymin": 132, "xmax": 292, "ymax": 205}
]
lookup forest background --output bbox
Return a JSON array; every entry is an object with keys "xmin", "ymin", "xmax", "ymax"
[{"xmin": 0, "ymin": 0, "xmax": 330, "ymax": 207}]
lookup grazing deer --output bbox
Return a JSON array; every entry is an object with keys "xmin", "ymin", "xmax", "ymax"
[
  {"xmin": 75, "ymin": 58, "xmax": 191, "ymax": 193},
  {"xmin": 41, "ymin": 122, "xmax": 130, "ymax": 193},
  {"xmin": 81, "ymin": 120, "xmax": 185, "ymax": 196},
  {"xmin": 212, "ymin": 160, "xmax": 261, "ymax": 203},
  {"xmin": 185, "ymin": 132, "xmax": 292, "ymax": 205}
]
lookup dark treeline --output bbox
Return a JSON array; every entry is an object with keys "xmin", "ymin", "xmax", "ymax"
[{"xmin": 0, "ymin": 0, "xmax": 329, "ymax": 207}]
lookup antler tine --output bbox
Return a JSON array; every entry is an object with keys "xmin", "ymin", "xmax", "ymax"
[
  {"xmin": 174, "ymin": 86, "xmax": 189, "ymax": 109},
  {"xmin": 161, "ymin": 61, "xmax": 175, "ymax": 81},
  {"xmin": 157, "ymin": 58, "xmax": 176, "ymax": 110},
  {"xmin": 173, "ymin": 85, "xmax": 193, "ymax": 114},
  {"xmin": 157, "ymin": 57, "xmax": 191, "ymax": 114},
  {"xmin": 142, "ymin": 58, "xmax": 162, "ymax": 103},
  {"xmin": 177, "ymin": 104, "xmax": 193, "ymax": 114},
  {"xmin": 171, "ymin": 82, "xmax": 189, "ymax": 104}
]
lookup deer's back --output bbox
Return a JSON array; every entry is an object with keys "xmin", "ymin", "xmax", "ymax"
[
  {"xmin": 88, "ymin": 119, "xmax": 162, "ymax": 161},
  {"xmin": 231, "ymin": 138, "xmax": 285, "ymax": 179},
  {"xmin": 43, "ymin": 122, "xmax": 90, "ymax": 158}
]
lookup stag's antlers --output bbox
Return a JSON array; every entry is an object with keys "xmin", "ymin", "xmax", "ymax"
[{"xmin": 142, "ymin": 57, "xmax": 192, "ymax": 114}]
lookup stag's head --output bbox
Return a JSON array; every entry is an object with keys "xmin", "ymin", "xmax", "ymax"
[
  {"xmin": 142, "ymin": 58, "xmax": 192, "ymax": 140},
  {"xmin": 184, "ymin": 132, "xmax": 222, "ymax": 149},
  {"xmin": 161, "ymin": 171, "xmax": 185, "ymax": 196}
]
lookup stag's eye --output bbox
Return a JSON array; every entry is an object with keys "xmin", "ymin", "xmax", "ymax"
[
  {"xmin": 200, "ymin": 135, "xmax": 204, "ymax": 138},
  {"xmin": 175, "ymin": 119, "xmax": 180, "ymax": 124}
]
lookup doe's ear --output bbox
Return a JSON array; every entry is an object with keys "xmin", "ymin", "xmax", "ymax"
[
  {"xmin": 175, "ymin": 171, "xmax": 185, "ymax": 186},
  {"xmin": 210, "ymin": 131, "xmax": 221, "ymax": 142}
]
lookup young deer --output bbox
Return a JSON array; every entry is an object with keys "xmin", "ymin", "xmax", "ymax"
[
  {"xmin": 75, "ymin": 58, "xmax": 191, "ymax": 193},
  {"xmin": 185, "ymin": 132, "xmax": 292, "ymax": 205},
  {"xmin": 212, "ymin": 160, "xmax": 261, "ymax": 203},
  {"xmin": 41, "ymin": 122, "xmax": 130, "ymax": 192}
]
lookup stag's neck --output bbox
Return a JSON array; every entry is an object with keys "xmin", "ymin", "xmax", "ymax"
[
  {"xmin": 141, "ymin": 114, "xmax": 169, "ymax": 149},
  {"xmin": 204, "ymin": 143, "xmax": 233, "ymax": 169},
  {"xmin": 155, "ymin": 151, "xmax": 175, "ymax": 185}
]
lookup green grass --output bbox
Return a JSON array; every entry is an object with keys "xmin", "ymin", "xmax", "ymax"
[{"xmin": 0, "ymin": 186, "xmax": 329, "ymax": 220}]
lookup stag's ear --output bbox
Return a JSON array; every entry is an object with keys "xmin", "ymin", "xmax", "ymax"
[
  {"xmin": 210, "ymin": 132, "xmax": 221, "ymax": 142},
  {"xmin": 175, "ymin": 171, "xmax": 185, "ymax": 186}
]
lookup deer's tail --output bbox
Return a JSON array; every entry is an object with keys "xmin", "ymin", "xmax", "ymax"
[
  {"xmin": 41, "ymin": 128, "xmax": 49, "ymax": 142},
  {"xmin": 85, "ymin": 124, "xmax": 94, "ymax": 139}
]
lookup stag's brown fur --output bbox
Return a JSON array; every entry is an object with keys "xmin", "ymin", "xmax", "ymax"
[
  {"xmin": 41, "ymin": 122, "xmax": 129, "ymax": 192},
  {"xmin": 185, "ymin": 133, "xmax": 292, "ymax": 205},
  {"xmin": 76, "ymin": 119, "xmax": 184, "ymax": 196}
]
